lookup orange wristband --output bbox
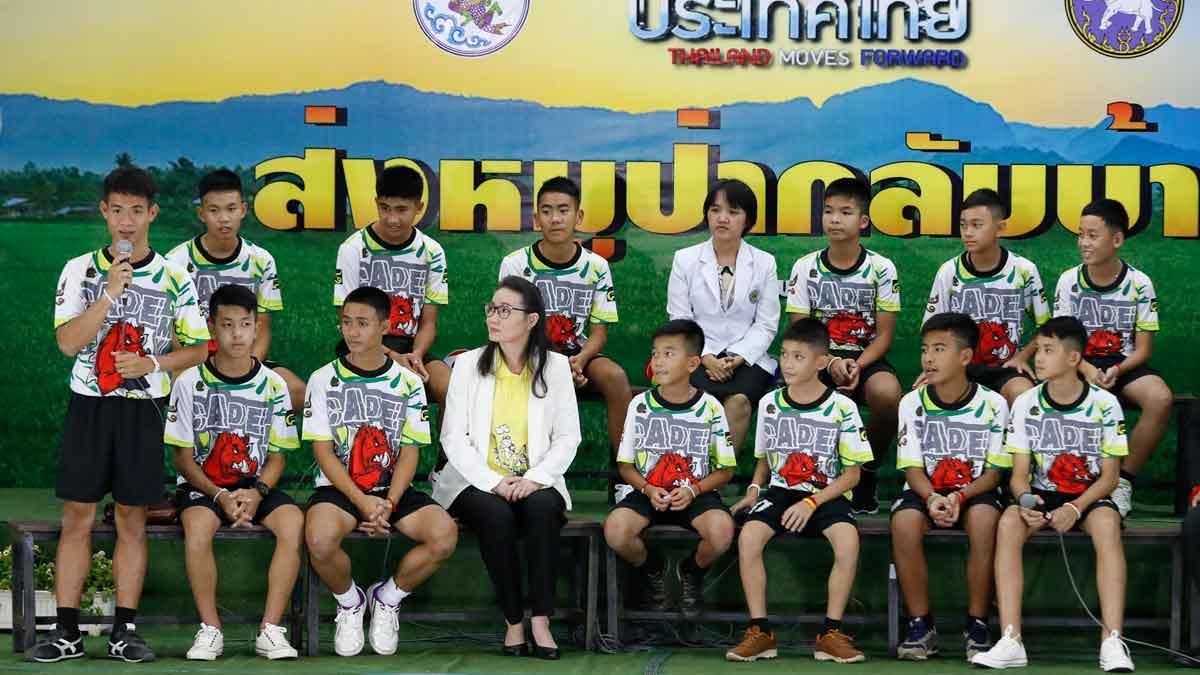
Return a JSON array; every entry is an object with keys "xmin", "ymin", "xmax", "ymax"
[{"xmin": 803, "ymin": 496, "xmax": 818, "ymax": 510}]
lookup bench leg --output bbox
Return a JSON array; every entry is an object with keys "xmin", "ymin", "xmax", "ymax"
[
  {"xmin": 1191, "ymin": 568, "xmax": 1200, "ymax": 653},
  {"xmin": 586, "ymin": 531, "xmax": 599, "ymax": 651},
  {"xmin": 605, "ymin": 546, "xmax": 620, "ymax": 645},
  {"xmin": 305, "ymin": 554, "xmax": 321, "ymax": 657},
  {"xmin": 13, "ymin": 533, "xmax": 36, "ymax": 653},
  {"xmin": 290, "ymin": 557, "xmax": 305, "ymax": 650},
  {"xmin": 887, "ymin": 562, "xmax": 900, "ymax": 657},
  {"xmin": 1173, "ymin": 541, "xmax": 1184, "ymax": 652}
]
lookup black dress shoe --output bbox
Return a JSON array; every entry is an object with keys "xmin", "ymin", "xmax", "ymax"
[
  {"xmin": 501, "ymin": 642, "xmax": 529, "ymax": 657},
  {"xmin": 532, "ymin": 642, "xmax": 560, "ymax": 660}
]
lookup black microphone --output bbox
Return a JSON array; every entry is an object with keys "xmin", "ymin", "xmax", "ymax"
[{"xmin": 115, "ymin": 240, "xmax": 134, "ymax": 293}]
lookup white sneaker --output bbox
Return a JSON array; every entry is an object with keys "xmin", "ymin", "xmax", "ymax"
[
  {"xmin": 366, "ymin": 581, "xmax": 401, "ymax": 655},
  {"xmin": 185, "ymin": 623, "xmax": 223, "ymax": 661},
  {"xmin": 333, "ymin": 587, "xmax": 367, "ymax": 656},
  {"xmin": 1100, "ymin": 631, "xmax": 1135, "ymax": 672},
  {"xmin": 1112, "ymin": 478, "xmax": 1133, "ymax": 518},
  {"xmin": 971, "ymin": 625, "xmax": 1027, "ymax": 669},
  {"xmin": 255, "ymin": 623, "xmax": 298, "ymax": 660}
]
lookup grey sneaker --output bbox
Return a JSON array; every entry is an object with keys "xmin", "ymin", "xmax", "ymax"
[{"xmin": 897, "ymin": 616, "xmax": 937, "ymax": 660}]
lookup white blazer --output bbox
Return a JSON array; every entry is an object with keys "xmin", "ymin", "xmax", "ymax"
[
  {"xmin": 432, "ymin": 347, "xmax": 581, "ymax": 510},
  {"xmin": 667, "ymin": 238, "xmax": 780, "ymax": 373}
]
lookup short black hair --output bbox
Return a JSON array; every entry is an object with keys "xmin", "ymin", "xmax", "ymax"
[
  {"xmin": 209, "ymin": 283, "xmax": 257, "ymax": 319},
  {"xmin": 921, "ymin": 312, "xmax": 980, "ymax": 351},
  {"xmin": 343, "ymin": 286, "xmax": 391, "ymax": 322},
  {"xmin": 961, "ymin": 188, "xmax": 1007, "ymax": 221},
  {"xmin": 703, "ymin": 179, "xmax": 757, "ymax": 233},
  {"xmin": 376, "ymin": 165, "xmax": 424, "ymax": 201},
  {"xmin": 824, "ymin": 177, "xmax": 871, "ymax": 214},
  {"xmin": 781, "ymin": 318, "xmax": 829, "ymax": 354},
  {"xmin": 1036, "ymin": 316, "xmax": 1087, "ymax": 355},
  {"xmin": 537, "ymin": 176, "xmax": 581, "ymax": 207},
  {"xmin": 652, "ymin": 319, "xmax": 704, "ymax": 356},
  {"xmin": 103, "ymin": 167, "xmax": 157, "ymax": 204},
  {"xmin": 198, "ymin": 169, "xmax": 243, "ymax": 200},
  {"xmin": 1081, "ymin": 198, "xmax": 1129, "ymax": 235}
]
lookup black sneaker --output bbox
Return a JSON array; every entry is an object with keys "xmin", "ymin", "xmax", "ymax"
[
  {"xmin": 676, "ymin": 559, "xmax": 704, "ymax": 620},
  {"xmin": 639, "ymin": 561, "xmax": 670, "ymax": 611},
  {"xmin": 850, "ymin": 490, "xmax": 879, "ymax": 515},
  {"xmin": 108, "ymin": 624, "xmax": 155, "ymax": 663},
  {"xmin": 27, "ymin": 627, "xmax": 86, "ymax": 663}
]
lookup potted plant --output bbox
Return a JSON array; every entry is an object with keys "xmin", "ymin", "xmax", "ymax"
[
  {"xmin": 0, "ymin": 545, "xmax": 57, "ymax": 630},
  {"xmin": 80, "ymin": 551, "xmax": 115, "ymax": 635}
]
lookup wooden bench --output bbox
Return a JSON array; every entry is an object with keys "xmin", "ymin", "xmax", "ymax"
[
  {"xmin": 604, "ymin": 518, "xmax": 1186, "ymax": 653},
  {"xmin": 301, "ymin": 517, "xmax": 602, "ymax": 655},
  {"xmin": 5, "ymin": 521, "xmax": 304, "ymax": 654}
]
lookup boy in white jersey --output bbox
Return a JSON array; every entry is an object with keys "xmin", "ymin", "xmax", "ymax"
[
  {"xmin": 166, "ymin": 169, "xmax": 306, "ymax": 410},
  {"xmin": 786, "ymin": 177, "xmax": 902, "ymax": 515},
  {"xmin": 603, "ymin": 320, "xmax": 736, "ymax": 619},
  {"xmin": 972, "ymin": 317, "xmax": 1133, "ymax": 672},
  {"xmin": 1054, "ymin": 198, "xmax": 1170, "ymax": 517},
  {"xmin": 332, "ymin": 166, "xmax": 451, "ymax": 435},
  {"xmin": 890, "ymin": 313, "xmax": 1009, "ymax": 662},
  {"xmin": 32, "ymin": 168, "xmax": 209, "ymax": 665},
  {"xmin": 166, "ymin": 285, "xmax": 302, "ymax": 661},
  {"xmin": 499, "ymin": 177, "xmax": 632, "ymax": 499},
  {"xmin": 303, "ymin": 287, "xmax": 458, "ymax": 657},
  {"xmin": 726, "ymin": 319, "xmax": 870, "ymax": 664},
  {"xmin": 922, "ymin": 189, "xmax": 1051, "ymax": 405}
]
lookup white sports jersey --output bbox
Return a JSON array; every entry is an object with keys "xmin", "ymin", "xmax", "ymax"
[
  {"xmin": 616, "ymin": 389, "xmax": 737, "ymax": 490},
  {"xmin": 754, "ymin": 387, "xmax": 872, "ymax": 494},
  {"xmin": 165, "ymin": 360, "xmax": 298, "ymax": 486},
  {"xmin": 923, "ymin": 249, "xmax": 1050, "ymax": 367},
  {"xmin": 1005, "ymin": 382, "xmax": 1128, "ymax": 494},
  {"xmin": 785, "ymin": 248, "xmax": 901, "ymax": 352},
  {"xmin": 165, "ymin": 235, "xmax": 283, "ymax": 319},
  {"xmin": 896, "ymin": 383, "xmax": 1010, "ymax": 492},
  {"xmin": 498, "ymin": 243, "xmax": 618, "ymax": 355},
  {"xmin": 1053, "ymin": 262, "xmax": 1159, "ymax": 360},
  {"xmin": 333, "ymin": 225, "xmax": 448, "ymax": 338},
  {"xmin": 302, "ymin": 357, "xmax": 431, "ymax": 491},
  {"xmin": 54, "ymin": 249, "xmax": 209, "ymax": 399}
]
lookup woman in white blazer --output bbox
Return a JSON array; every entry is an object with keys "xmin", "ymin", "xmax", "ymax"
[
  {"xmin": 432, "ymin": 276, "xmax": 581, "ymax": 659},
  {"xmin": 667, "ymin": 179, "xmax": 780, "ymax": 450}
]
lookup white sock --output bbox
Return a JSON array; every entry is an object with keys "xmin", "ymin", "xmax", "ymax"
[
  {"xmin": 376, "ymin": 578, "xmax": 411, "ymax": 606},
  {"xmin": 333, "ymin": 583, "xmax": 362, "ymax": 608}
]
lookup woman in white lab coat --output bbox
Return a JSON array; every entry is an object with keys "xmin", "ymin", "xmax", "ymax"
[
  {"xmin": 433, "ymin": 276, "xmax": 581, "ymax": 659},
  {"xmin": 666, "ymin": 179, "xmax": 780, "ymax": 450}
]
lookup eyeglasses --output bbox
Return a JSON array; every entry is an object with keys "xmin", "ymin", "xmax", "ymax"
[{"xmin": 483, "ymin": 302, "xmax": 530, "ymax": 319}]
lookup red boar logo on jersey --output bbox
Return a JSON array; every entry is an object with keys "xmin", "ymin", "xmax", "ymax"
[
  {"xmin": 1085, "ymin": 329, "xmax": 1123, "ymax": 358},
  {"xmin": 349, "ymin": 425, "xmax": 394, "ymax": 491},
  {"xmin": 388, "ymin": 295, "xmax": 417, "ymax": 336},
  {"xmin": 202, "ymin": 432, "xmax": 259, "ymax": 487},
  {"xmin": 545, "ymin": 314, "xmax": 579, "ymax": 353},
  {"xmin": 930, "ymin": 458, "xmax": 973, "ymax": 492},
  {"xmin": 828, "ymin": 312, "xmax": 872, "ymax": 348},
  {"xmin": 974, "ymin": 321, "xmax": 1017, "ymax": 366},
  {"xmin": 779, "ymin": 452, "xmax": 829, "ymax": 487},
  {"xmin": 645, "ymin": 452, "xmax": 697, "ymax": 489},
  {"xmin": 1048, "ymin": 454, "xmax": 1093, "ymax": 494},
  {"xmin": 95, "ymin": 321, "xmax": 146, "ymax": 394}
]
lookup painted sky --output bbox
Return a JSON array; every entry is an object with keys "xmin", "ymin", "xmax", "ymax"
[{"xmin": 1, "ymin": 0, "xmax": 1196, "ymax": 126}]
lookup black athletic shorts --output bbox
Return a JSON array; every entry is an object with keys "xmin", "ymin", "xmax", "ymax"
[
  {"xmin": 55, "ymin": 394, "xmax": 167, "ymax": 506},
  {"xmin": 818, "ymin": 349, "xmax": 898, "ymax": 404},
  {"xmin": 967, "ymin": 364, "xmax": 1034, "ymax": 393},
  {"xmin": 336, "ymin": 335, "xmax": 440, "ymax": 363},
  {"xmin": 1025, "ymin": 488, "xmax": 1120, "ymax": 529},
  {"xmin": 176, "ymin": 479, "xmax": 295, "ymax": 525},
  {"xmin": 1084, "ymin": 355, "xmax": 1162, "ymax": 400},
  {"xmin": 740, "ymin": 487, "xmax": 857, "ymax": 537},
  {"xmin": 306, "ymin": 485, "xmax": 439, "ymax": 523},
  {"xmin": 612, "ymin": 490, "xmax": 730, "ymax": 529},
  {"xmin": 890, "ymin": 488, "xmax": 1003, "ymax": 529}
]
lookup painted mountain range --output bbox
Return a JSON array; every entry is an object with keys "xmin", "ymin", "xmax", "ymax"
[{"xmin": 1, "ymin": 78, "xmax": 1196, "ymax": 172}]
